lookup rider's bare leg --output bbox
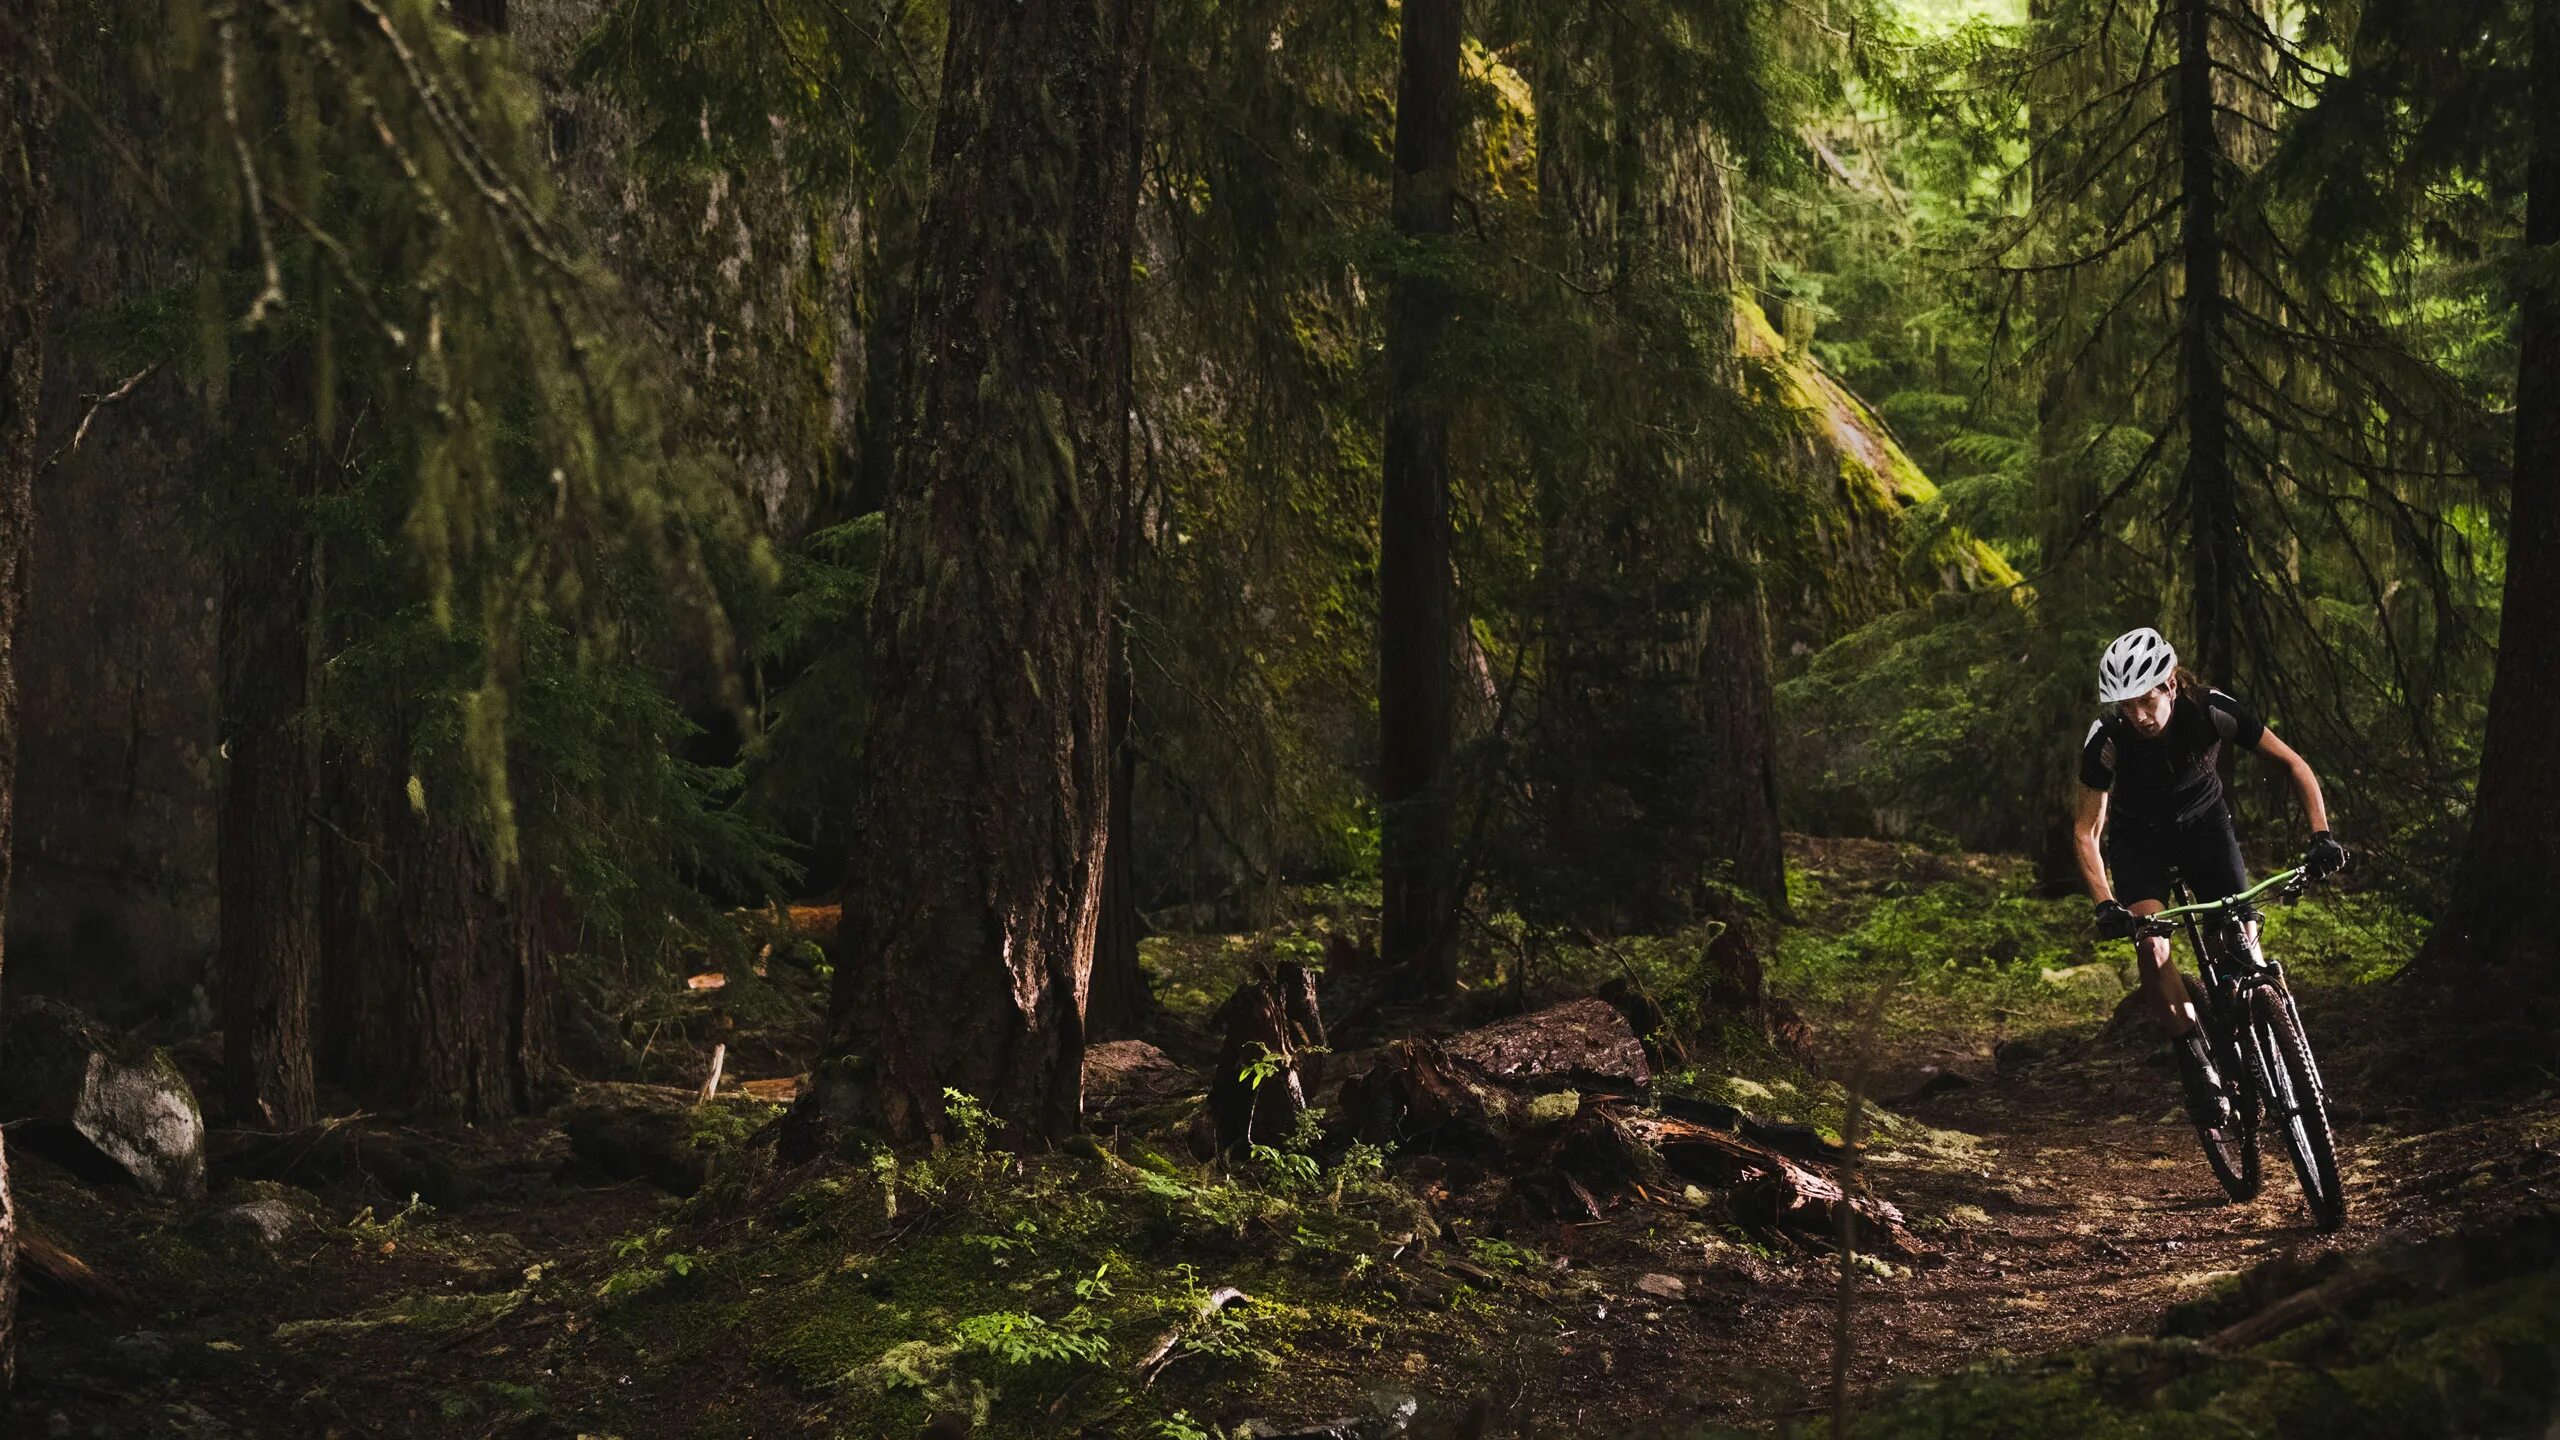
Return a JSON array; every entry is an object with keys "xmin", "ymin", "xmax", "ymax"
[{"xmin": 2127, "ymin": 898, "xmax": 2202, "ymax": 1038}]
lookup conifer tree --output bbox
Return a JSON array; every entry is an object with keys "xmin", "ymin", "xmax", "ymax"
[
  {"xmin": 817, "ymin": 0, "xmax": 1155, "ymax": 1140},
  {"xmin": 1978, "ymin": 0, "xmax": 2495, "ymax": 838},
  {"xmin": 1513, "ymin": 1, "xmax": 1786, "ymax": 964},
  {"xmin": 166, "ymin": 0, "xmax": 768, "ymax": 1124},
  {"xmin": 2408, "ymin": 0, "xmax": 2560, "ymax": 1010}
]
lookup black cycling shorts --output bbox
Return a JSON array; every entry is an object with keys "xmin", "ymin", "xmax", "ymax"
[{"xmin": 2106, "ymin": 801, "xmax": 2248, "ymax": 908}]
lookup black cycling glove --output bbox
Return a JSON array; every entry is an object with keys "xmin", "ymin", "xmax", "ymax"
[
  {"xmin": 2306, "ymin": 830, "xmax": 2347, "ymax": 880},
  {"xmin": 2093, "ymin": 899, "xmax": 2137, "ymax": 940}
]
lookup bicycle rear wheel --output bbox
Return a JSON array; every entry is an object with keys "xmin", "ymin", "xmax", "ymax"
[
  {"xmin": 2193, "ymin": 1018, "xmax": 2261, "ymax": 1202},
  {"xmin": 2250, "ymin": 986, "xmax": 2346, "ymax": 1231}
]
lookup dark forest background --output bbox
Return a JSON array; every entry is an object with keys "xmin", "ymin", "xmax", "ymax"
[{"xmin": 0, "ymin": 0, "xmax": 2553, "ymax": 1426}]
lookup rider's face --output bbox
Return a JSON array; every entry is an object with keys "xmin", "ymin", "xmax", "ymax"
[{"xmin": 2119, "ymin": 681, "xmax": 2175, "ymax": 737}]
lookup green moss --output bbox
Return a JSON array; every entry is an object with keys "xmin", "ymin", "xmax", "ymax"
[
  {"xmin": 557, "ymin": 1123, "xmax": 1483, "ymax": 1438},
  {"xmin": 1838, "ymin": 1262, "xmax": 2560, "ymax": 1439},
  {"xmin": 274, "ymin": 1288, "xmax": 526, "ymax": 1344},
  {"xmin": 1770, "ymin": 858, "xmax": 2107, "ymax": 1035}
]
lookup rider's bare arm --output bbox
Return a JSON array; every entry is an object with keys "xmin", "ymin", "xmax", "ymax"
[
  {"xmin": 2250, "ymin": 728, "xmax": 2331, "ymax": 834},
  {"xmin": 2073, "ymin": 782, "xmax": 2112, "ymax": 903}
]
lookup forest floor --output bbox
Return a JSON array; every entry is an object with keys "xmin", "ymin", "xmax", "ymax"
[{"xmin": 9, "ymin": 838, "xmax": 2558, "ymax": 1438}]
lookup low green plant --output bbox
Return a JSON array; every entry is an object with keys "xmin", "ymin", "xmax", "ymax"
[
  {"xmin": 941, "ymin": 1088, "xmax": 999, "ymax": 1150},
  {"xmin": 598, "ymin": 1227, "xmax": 700, "ymax": 1299},
  {"xmin": 345, "ymin": 1193, "xmax": 437, "ymax": 1252},
  {"xmin": 1150, "ymin": 1412, "xmax": 1218, "ymax": 1440},
  {"xmin": 947, "ymin": 1308, "xmax": 1112, "ymax": 1367}
]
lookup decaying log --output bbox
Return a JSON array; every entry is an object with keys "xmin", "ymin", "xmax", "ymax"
[
  {"xmin": 1084, "ymin": 1039, "xmax": 1199, "ymax": 1130},
  {"xmin": 1333, "ymin": 1039, "xmax": 1517, "ymax": 1160},
  {"xmin": 1442, "ymin": 997, "xmax": 1650, "ymax": 1095},
  {"xmin": 1334, "ymin": 999, "xmax": 1653, "ymax": 1157},
  {"xmin": 1320, "ymin": 991, "xmax": 1923, "ymax": 1250},
  {"xmin": 214, "ymin": 1117, "xmax": 476, "ymax": 1208},
  {"xmin": 2205, "ymin": 1266, "xmax": 2399, "ymax": 1352},
  {"xmin": 1615, "ymin": 1113, "xmax": 1914, "ymax": 1254}
]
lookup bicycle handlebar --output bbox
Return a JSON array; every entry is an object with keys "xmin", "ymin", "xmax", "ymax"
[{"xmin": 2142, "ymin": 865, "xmax": 2311, "ymax": 925}]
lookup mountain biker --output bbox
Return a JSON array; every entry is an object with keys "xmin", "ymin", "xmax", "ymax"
[{"xmin": 2071, "ymin": 627, "xmax": 2348, "ymax": 1130}]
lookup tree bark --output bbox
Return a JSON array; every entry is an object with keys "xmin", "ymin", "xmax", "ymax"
[
  {"xmin": 1085, "ymin": 629, "xmax": 1152, "ymax": 1040},
  {"xmin": 318, "ymin": 755, "xmax": 548, "ymax": 1123},
  {"xmin": 217, "ymin": 495, "xmax": 320, "ymax": 1130},
  {"xmin": 1380, "ymin": 0, "xmax": 1462, "ymax": 994},
  {"xmin": 2420, "ymin": 0, "xmax": 2560, "ymax": 1014},
  {"xmin": 2177, "ymin": 0, "xmax": 2242, "ymax": 685},
  {"xmin": 817, "ymin": 0, "xmax": 1154, "ymax": 1141},
  {"xmin": 0, "ymin": 0, "xmax": 63, "ymax": 1386}
]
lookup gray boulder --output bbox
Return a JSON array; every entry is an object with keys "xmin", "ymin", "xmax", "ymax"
[{"xmin": 2, "ymin": 995, "xmax": 208, "ymax": 1198}]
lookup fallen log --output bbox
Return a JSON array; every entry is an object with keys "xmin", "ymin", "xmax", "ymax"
[
  {"xmin": 2205, "ymin": 1266, "xmax": 2400, "ymax": 1353},
  {"xmin": 1333, "ymin": 1039, "xmax": 1518, "ymax": 1161},
  {"xmin": 1615, "ymin": 1112, "xmax": 1915, "ymax": 1255},
  {"xmin": 1442, "ymin": 997, "xmax": 1650, "ymax": 1095},
  {"xmin": 19, "ymin": 1217, "xmax": 123, "ymax": 1308}
]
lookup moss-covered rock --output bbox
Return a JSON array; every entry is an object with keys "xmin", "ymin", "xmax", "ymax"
[
  {"xmin": 0, "ymin": 994, "xmax": 207, "ymax": 1198},
  {"xmin": 1737, "ymin": 298, "xmax": 2018, "ymax": 652}
]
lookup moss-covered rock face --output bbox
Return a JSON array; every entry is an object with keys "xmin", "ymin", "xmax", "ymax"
[{"xmin": 1737, "ymin": 299, "xmax": 2018, "ymax": 653}]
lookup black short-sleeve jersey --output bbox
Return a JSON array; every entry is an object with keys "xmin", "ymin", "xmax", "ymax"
[{"xmin": 2077, "ymin": 689, "xmax": 2265, "ymax": 828}]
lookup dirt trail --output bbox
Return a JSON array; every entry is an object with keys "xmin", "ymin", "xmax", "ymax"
[{"xmin": 1471, "ymin": 981, "xmax": 2550, "ymax": 1434}]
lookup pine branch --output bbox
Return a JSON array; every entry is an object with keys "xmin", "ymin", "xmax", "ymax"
[
  {"xmin": 1994, "ymin": 194, "xmax": 2178, "ymax": 275},
  {"xmin": 213, "ymin": 5, "xmax": 286, "ymax": 329}
]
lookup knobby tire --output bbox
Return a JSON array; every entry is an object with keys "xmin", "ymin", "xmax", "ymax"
[
  {"xmin": 2249, "ymin": 986, "xmax": 2347, "ymax": 1231},
  {"xmin": 2194, "ymin": 1018, "xmax": 2262, "ymax": 1203}
]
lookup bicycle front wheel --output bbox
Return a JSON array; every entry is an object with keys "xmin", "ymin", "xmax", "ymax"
[{"xmin": 2250, "ymin": 986, "xmax": 2346, "ymax": 1231}]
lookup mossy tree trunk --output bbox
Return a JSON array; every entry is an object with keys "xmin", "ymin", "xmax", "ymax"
[
  {"xmin": 0, "ymin": 0, "xmax": 63, "ymax": 1385},
  {"xmin": 2420, "ymin": 0, "xmax": 2560, "ymax": 1021},
  {"xmin": 1380, "ymin": 0, "xmax": 1463, "ymax": 995},
  {"xmin": 817, "ymin": 0, "xmax": 1154, "ymax": 1141}
]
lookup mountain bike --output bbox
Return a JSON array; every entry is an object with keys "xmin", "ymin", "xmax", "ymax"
[{"xmin": 2135, "ymin": 866, "xmax": 2347, "ymax": 1231}]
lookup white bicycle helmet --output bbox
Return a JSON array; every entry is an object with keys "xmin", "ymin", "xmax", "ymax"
[{"xmin": 2097, "ymin": 627, "xmax": 2178, "ymax": 703}]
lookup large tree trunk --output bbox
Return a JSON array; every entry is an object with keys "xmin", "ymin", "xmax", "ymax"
[
  {"xmin": 0, "ymin": 0, "xmax": 63, "ymax": 1385},
  {"xmin": 217, "ymin": 496, "xmax": 319, "ymax": 1130},
  {"xmin": 2420, "ymin": 0, "xmax": 2560, "ymax": 1016},
  {"xmin": 1379, "ymin": 0, "xmax": 1462, "ymax": 995},
  {"xmin": 318, "ymin": 754, "xmax": 548, "ymax": 1122},
  {"xmin": 2177, "ymin": 0, "xmax": 2242, "ymax": 685},
  {"xmin": 214, "ymin": 17, "xmax": 321, "ymax": 1132},
  {"xmin": 1529, "ymin": 45, "xmax": 1783, "ymax": 956},
  {"xmin": 816, "ymin": 0, "xmax": 1153, "ymax": 1141}
]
